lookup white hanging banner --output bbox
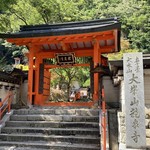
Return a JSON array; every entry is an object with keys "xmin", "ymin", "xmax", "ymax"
[{"xmin": 123, "ymin": 52, "xmax": 146, "ymax": 149}]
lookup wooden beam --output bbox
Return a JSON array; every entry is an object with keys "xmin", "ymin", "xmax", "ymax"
[
  {"xmin": 60, "ymin": 42, "xmax": 71, "ymax": 51},
  {"xmin": 42, "ymin": 101, "xmax": 94, "ymax": 107},
  {"xmin": 63, "ymin": 34, "xmax": 114, "ymax": 44},
  {"xmin": 32, "ymin": 45, "xmax": 115, "ymax": 60},
  {"xmin": 37, "ymin": 49, "xmax": 93, "ymax": 59},
  {"xmin": 37, "ymin": 52, "xmax": 55, "ymax": 59},
  {"xmin": 75, "ymin": 50, "xmax": 93, "ymax": 57},
  {"xmin": 45, "ymin": 63, "xmax": 90, "ymax": 69},
  {"xmin": 7, "ymin": 31, "xmax": 114, "ymax": 46},
  {"xmin": 100, "ymin": 45, "xmax": 116, "ymax": 53}
]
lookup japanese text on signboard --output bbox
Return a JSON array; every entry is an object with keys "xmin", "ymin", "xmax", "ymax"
[
  {"xmin": 55, "ymin": 53, "xmax": 75, "ymax": 65},
  {"xmin": 123, "ymin": 53, "xmax": 146, "ymax": 148}
]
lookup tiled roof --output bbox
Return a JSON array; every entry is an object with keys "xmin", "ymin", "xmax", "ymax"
[{"xmin": 0, "ymin": 18, "xmax": 121, "ymax": 39}]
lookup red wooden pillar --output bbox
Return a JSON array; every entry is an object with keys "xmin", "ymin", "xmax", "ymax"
[
  {"xmin": 28, "ymin": 46, "xmax": 35, "ymax": 105},
  {"xmin": 49, "ymin": 70, "xmax": 51, "ymax": 98},
  {"xmin": 43, "ymin": 69, "xmax": 50, "ymax": 103},
  {"xmin": 93, "ymin": 39, "xmax": 101, "ymax": 101},
  {"xmin": 34, "ymin": 55, "xmax": 43, "ymax": 105}
]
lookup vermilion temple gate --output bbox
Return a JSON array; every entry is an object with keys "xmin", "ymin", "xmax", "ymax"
[{"xmin": 0, "ymin": 18, "xmax": 121, "ymax": 107}]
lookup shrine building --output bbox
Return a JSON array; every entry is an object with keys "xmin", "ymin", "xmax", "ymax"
[{"xmin": 0, "ymin": 17, "xmax": 121, "ymax": 107}]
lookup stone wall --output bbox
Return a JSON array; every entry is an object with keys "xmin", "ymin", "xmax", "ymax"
[
  {"xmin": 0, "ymin": 70, "xmax": 28, "ymax": 108},
  {"xmin": 108, "ymin": 109, "xmax": 119, "ymax": 150},
  {"xmin": 0, "ymin": 81, "xmax": 20, "ymax": 105},
  {"xmin": 118, "ymin": 112, "xmax": 126, "ymax": 149},
  {"xmin": 145, "ymin": 108, "xmax": 150, "ymax": 148}
]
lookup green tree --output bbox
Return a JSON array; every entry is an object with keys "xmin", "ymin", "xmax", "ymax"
[
  {"xmin": 0, "ymin": 39, "xmax": 14, "ymax": 71},
  {"xmin": 51, "ymin": 66, "xmax": 90, "ymax": 101},
  {"xmin": 0, "ymin": 39, "xmax": 28, "ymax": 71},
  {"xmin": 92, "ymin": 0, "xmax": 150, "ymax": 52},
  {"xmin": 0, "ymin": 0, "xmax": 42, "ymax": 32},
  {"xmin": 0, "ymin": 0, "xmax": 150, "ymax": 64}
]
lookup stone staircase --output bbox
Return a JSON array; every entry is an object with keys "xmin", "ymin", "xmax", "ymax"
[{"xmin": 0, "ymin": 107, "xmax": 100, "ymax": 150}]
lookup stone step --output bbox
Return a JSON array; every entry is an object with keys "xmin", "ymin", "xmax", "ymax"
[
  {"xmin": 6, "ymin": 121, "xmax": 99, "ymax": 128},
  {"xmin": 0, "ymin": 141, "xmax": 100, "ymax": 150},
  {"xmin": 10, "ymin": 115, "xmax": 99, "ymax": 122},
  {"xmin": 13, "ymin": 108, "xmax": 99, "ymax": 116},
  {"xmin": 0, "ymin": 107, "xmax": 100, "ymax": 149},
  {"xmin": 0, "ymin": 134, "xmax": 100, "ymax": 144},
  {"xmin": 0, "ymin": 146, "xmax": 17, "ymax": 150},
  {"xmin": 2, "ymin": 127, "xmax": 99, "ymax": 136}
]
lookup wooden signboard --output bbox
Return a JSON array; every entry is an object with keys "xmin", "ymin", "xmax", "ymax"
[{"xmin": 55, "ymin": 53, "xmax": 75, "ymax": 65}]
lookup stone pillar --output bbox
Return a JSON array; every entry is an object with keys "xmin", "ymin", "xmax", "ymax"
[
  {"xmin": 118, "ymin": 80, "xmax": 144, "ymax": 150},
  {"xmin": 108, "ymin": 109, "xmax": 119, "ymax": 150}
]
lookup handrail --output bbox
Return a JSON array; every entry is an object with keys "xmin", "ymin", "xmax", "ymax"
[
  {"xmin": 101, "ymin": 86, "xmax": 107, "ymax": 150},
  {"xmin": 0, "ymin": 91, "xmax": 13, "ymax": 120}
]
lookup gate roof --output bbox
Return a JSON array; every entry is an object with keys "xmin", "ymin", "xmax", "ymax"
[{"xmin": 0, "ymin": 17, "xmax": 121, "ymax": 53}]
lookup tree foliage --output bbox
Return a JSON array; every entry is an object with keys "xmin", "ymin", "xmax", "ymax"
[
  {"xmin": 0, "ymin": 1, "xmax": 149, "ymax": 67},
  {"xmin": 0, "ymin": 0, "xmax": 149, "ymax": 101},
  {"xmin": 0, "ymin": 0, "xmax": 149, "ymax": 52},
  {"xmin": 0, "ymin": 39, "xmax": 28, "ymax": 71},
  {"xmin": 51, "ymin": 66, "xmax": 90, "ymax": 100}
]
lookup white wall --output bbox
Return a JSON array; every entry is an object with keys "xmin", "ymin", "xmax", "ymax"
[
  {"xmin": 103, "ymin": 76, "xmax": 120, "ymax": 103},
  {"xmin": 21, "ymin": 80, "xmax": 28, "ymax": 105},
  {"xmin": 144, "ymin": 69, "xmax": 150, "ymax": 106}
]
